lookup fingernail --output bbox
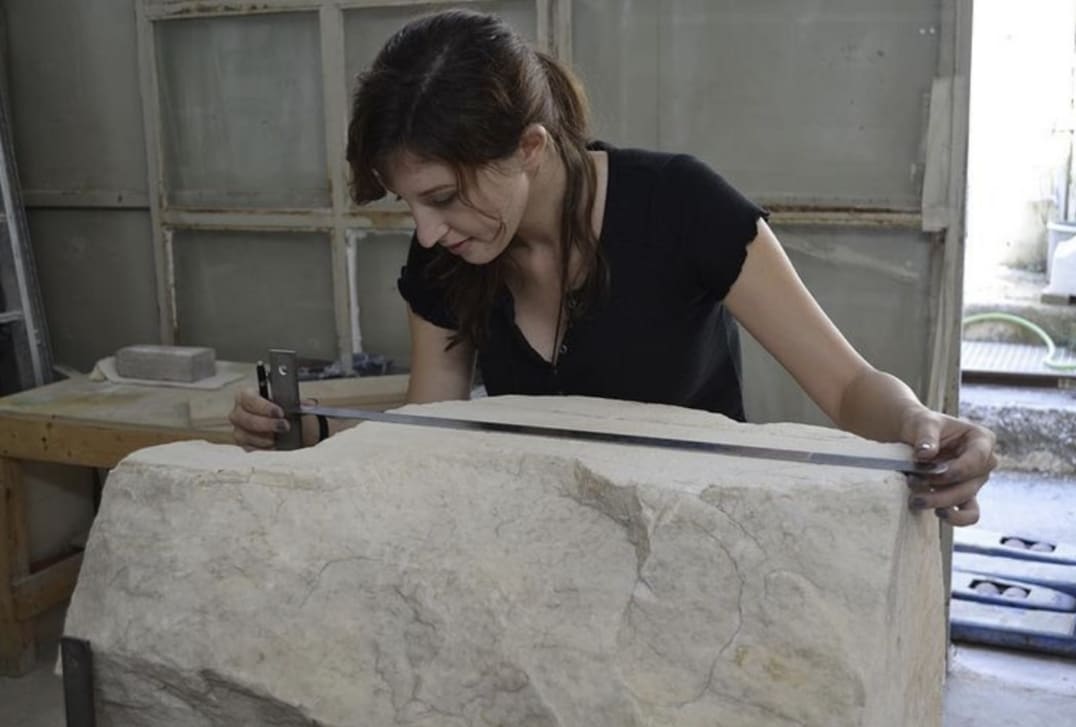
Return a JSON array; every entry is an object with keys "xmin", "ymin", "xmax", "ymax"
[
  {"xmin": 917, "ymin": 441, "xmax": 935, "ymax": 452},
  {"xmin": 273, "ymin": 407, "xmax": 285, "ymax": 418},
  {"xmin": 910, "ymin": 497, "xmax": 928, "ymax": 509},
  {"xmin": 935, "ymin": 508, "xmax": 950, "ymax": 520},
  {"xmin": 275, "ymin": 420, "xmax": 289, "ymax": 433},
  {"xmin": 906, "ymin": 475, "xmax": 926, "ymax": 487}
]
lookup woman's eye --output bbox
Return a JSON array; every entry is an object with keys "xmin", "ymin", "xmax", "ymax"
[{"xmin": 430, "ymin": 193, "xmax": 457, "ymax": 207}]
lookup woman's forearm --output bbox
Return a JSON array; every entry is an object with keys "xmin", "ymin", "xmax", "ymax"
[
  {"xmin": 835, "ymin": 366, "xmax": 929, "ymax": 444},
  {"xmin": 300, "ymin": 414, "xmax": 359, "ymax": 447}
]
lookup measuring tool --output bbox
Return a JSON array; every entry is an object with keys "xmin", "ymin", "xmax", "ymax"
[{"xmin": 259, "ymin": 349, "xmax": 944, "ymax": 476}]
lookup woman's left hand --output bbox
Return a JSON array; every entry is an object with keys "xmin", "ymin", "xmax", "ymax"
[{"xmin": 901, "ymin": 408, "xmax": 998, "ymax": 526}]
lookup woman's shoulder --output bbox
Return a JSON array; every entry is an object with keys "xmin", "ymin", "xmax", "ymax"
[
  {"xmin": 595, "ymin": 143, "xmax": 753, "ymax": 223},
  {"xmin": 594, "ymin": 141, "xmax": 766, "ymax": 256},
  {"xmin": 594, "ymin": 141, "xmax": 729, "ymax": 193}
]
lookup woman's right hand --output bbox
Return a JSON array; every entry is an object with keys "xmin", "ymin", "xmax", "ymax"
[{"xmin": 228, "ymin": 387, "xmax": 289, "ymax": 450}]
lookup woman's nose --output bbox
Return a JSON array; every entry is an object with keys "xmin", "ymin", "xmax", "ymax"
[{"xmin": 414, "ymin": 208, "xmax": 448, "ymax": 248}]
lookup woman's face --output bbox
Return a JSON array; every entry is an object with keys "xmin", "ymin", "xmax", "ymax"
[{"xmin": 382, "ymin": 150, "xmax": 530, "ymax": 265}]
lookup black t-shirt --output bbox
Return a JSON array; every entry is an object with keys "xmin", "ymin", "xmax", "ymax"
[{"xmin": 397, "ymin": 142, "xmax": 768, "ymax": 421}]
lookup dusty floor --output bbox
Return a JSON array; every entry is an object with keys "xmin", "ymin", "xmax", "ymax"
[
  {"xmin": 1, "ymin": 649, "xmax": 63, "ymax": 727},
  {"xmin": 948, "ymin": 266, "xmax": 1076, "ymax": 722},
  {"xmin": 944, "ymin": 471, "xmax": 1076, "ymax": 726}
]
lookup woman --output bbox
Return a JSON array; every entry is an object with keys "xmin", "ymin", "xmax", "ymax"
[{"xmin": 230, "ymin": 9, "xmax": 995, "ymax": 526}]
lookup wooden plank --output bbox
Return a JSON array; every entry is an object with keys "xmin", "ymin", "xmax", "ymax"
[
  {"xmin": 553, "ymin": 0, "xmax": 571, "ymax": 65},
  {"xmin": 187, "ymin": 374, "xmax": 410, "ymax": 429},
  {"xmin": 160, "ymin": 207, "xmax": 335, "ymax": 231},
  {"xmin": 932, "ymin": 0, "xmax": 975, "ymax": 654},
  {"xmin": 536, "ymin": 0, "xmax": 550, "ymax": 52},
  {"xmin": 0, "ymin": 368, "xmax": 254, "ymax": 430},
  {"xmin": 765, "ymin": 205, "xmax": 922, "ymax": 229},
  {"xmin": 13, "ymin": 552, "xmax": 84, "ymax": 622},
  {"xmin": 300, "ymin": 373, "xmax": 410, "ymax": 407},
  {"xmin": 0, "ymin": 457, "xmax": 35, "ymax": 675},
  {"xmin": 320, "ymin": 3, "xmax": 356, "ymax": 366},
  {"xmin": 920, "ymin": 77, "xmax": 953, "ymax": 234},
  {"xmin": 23, "ymin": 188, "xmax": 150, "ymax": 209},
  {"xmin": 147, "ymin": 0, "xmax": 485, "ymax": 21},
  {"xmin": 0, "ymin": 416, "xmax": 235, "ymax": 469},
  {"xmin": 135, "ymin": 0, "xmax": 174, "ymax": 344}
]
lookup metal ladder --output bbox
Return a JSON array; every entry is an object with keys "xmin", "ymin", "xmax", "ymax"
[{"xmin": 0, "ymin": 89, "xmax": 51, "ymax": 392}]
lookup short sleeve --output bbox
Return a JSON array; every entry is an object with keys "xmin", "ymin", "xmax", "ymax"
[
  {"xmin": 667, "ymin": 154, "xmax": 769, "ymax": 300},
  {"xmin": 397, "ymin": 235, "xmax": 459, "ymax": 330}
]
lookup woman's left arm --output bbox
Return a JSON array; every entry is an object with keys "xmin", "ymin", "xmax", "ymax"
[{"xmin": 724, "ymin": 219, "xmax": 997, "ymax": 525}]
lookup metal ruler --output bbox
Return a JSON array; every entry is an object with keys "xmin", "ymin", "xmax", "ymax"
[{"xmin": 264, "ymin": 349, "xmax": 943, "ymax": 476}]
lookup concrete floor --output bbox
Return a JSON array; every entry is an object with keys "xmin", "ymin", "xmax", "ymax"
[
  {"xmin": 1, "ymin": 473, "xmax": 1073, "ymax": 726},
  {"xmin": 947, "ymin": 645, "xmax": 1076, "ymax": 727},
  {"xmin": 1, "ymin": 606, "xmax": 65, "ymax": 727},
  {"xmin": 1, "ymin": 650, "xmax": 64, "ymax": 727},
  {"xmin": 944, "ymin": 471, "xmax": 1076, "ymax": 726}
]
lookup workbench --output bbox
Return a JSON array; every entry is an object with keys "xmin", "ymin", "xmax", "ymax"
[{"xmin": 0, "ymin": 367, "xmax": 408, "ymax": 676}]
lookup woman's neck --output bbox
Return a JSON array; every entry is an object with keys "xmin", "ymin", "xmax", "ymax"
[
  {"xmin": 514, "ymin": 144, "xmax": 567, "ymax": 252},
  {"xmin": 508, "ymin": 146, "xmax": 608, "ymax": 295}
]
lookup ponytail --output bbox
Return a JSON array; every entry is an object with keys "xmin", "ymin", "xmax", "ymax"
[
  {"xmin": 534, "ymin": 51, "xmax": 607, "ymax": 329},
  {"xmin": 535, "ymin": 52, "xmax": 590, "ymax": 142}
]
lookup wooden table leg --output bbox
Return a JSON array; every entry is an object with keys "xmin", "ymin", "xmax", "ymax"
[{"xmin": 1, "ymin": 456, "xmax": 34, "ymax": 676}]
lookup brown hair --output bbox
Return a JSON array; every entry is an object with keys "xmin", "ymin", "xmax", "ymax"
[{"xmin": 346, "ymin": 9, "xmax": 605, "ymax": 348}]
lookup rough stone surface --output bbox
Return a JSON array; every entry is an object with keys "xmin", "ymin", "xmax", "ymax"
[
  {"xmin": 114, "ymin": 344, "xmax": 216, "ymax": 382},
  {"xmin": 63, "ymin": 396, "xmax": 945, "ymax": 726},
  {"xmin": 961, "ymin": 384, "xmax": 1076, "ymax": 475}
]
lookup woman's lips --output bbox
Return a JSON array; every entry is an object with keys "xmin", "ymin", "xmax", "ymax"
[{"xmin": 444, "ymin": 238, "xmax": 470, "ymax": 253}]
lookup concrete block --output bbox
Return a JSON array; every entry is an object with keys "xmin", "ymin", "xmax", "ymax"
[
  {"xmin": 114, "ymin": 344, "xmax": 215, "ymax": 383},
  {"xmin": 961, "ymin": 384, "xmax": 1076, "ymax": 475},
  {"xmin": 63, "ymin": 396, "xmax": 945, "ymax": 726}
]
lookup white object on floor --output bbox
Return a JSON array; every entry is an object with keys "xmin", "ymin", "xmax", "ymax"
[{"xmin": 1045, "ymin": 235, "xmax": 1076, "ymax": 297}]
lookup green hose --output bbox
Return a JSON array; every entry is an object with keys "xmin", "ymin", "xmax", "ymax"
[{"xmin": 962, "ymin": 312, "xmax": 1076, "ymax": 370}]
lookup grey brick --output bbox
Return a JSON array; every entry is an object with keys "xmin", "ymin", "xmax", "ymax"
[{"xmin": 115, "ymin": 345, "xmax": 216, "ymax": 382}]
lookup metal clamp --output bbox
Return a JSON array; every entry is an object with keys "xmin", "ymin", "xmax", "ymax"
[
  {"xmin": 267, "ymin": 349, "xmax": 303, "ymax": 450},
  {"xmin": 60, "ymin": 636, "xmax": 96, "ymax": 727}
]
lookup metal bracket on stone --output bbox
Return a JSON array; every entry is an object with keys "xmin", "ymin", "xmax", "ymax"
[
  {"xmin": 60, "ymin": 636, "xmax": 96, "ymax": 727},
  {"xmin": 268, "ymin": 349, "xmax": 304, "ymax": 451}
]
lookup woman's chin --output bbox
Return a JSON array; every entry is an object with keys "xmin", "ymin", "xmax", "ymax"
[{"xmin": 459, "ymin": 242, "xmax": 504, "ymax": 265}]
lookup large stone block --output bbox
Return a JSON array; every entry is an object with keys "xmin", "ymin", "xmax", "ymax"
[{"xmin": 63, "ymin": 396, "xmax": 945, "ymax": 726}]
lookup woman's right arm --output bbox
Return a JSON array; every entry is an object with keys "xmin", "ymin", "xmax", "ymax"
[
  {"xmin": 229, "ymin": 308, "xmax": 473, "ymax": 449},
  {"xmin": 405, "ymin": 308, "xmax": 475, "ymax": 403}
]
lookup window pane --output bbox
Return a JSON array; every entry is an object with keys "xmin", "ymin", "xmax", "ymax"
[
  {"xmin": 573, "ymin": 0, "xmax": 939, "ymax": 207},
  {"xmin": 350, "ymin": 230, "xmax": 412, "ymax": 367},
  {"xmin": 8, "ymin": 1, "xmax": 147, "ymax": 195},
  {"xmin": 173, "ymin": 230, "xmax": 337, "ymax": 362},
  {"xmin": 29, "ymin": 210, "xmax": 159, "ymax": 372},
  {"xmin": 157, "ymin": 13, "xmax": 329, "ymax": 209}
]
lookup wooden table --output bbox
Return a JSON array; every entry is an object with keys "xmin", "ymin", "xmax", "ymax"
[{"xmin": 0, "ymin": 368, "xmax": 408, "ymax": 675}]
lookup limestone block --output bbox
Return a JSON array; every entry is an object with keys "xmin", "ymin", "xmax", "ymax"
[
  {"xmin": 114, "ymin": 344, "xmax": 216, "ymax": 382},
  {"xmin": 63, "ymin": 396, "xmax": 945, "ymax": 726}
]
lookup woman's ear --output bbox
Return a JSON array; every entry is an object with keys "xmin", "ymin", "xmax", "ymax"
[{"xmin": 518, "ymin": 124, "xmax": 549, "ymax": 172}]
